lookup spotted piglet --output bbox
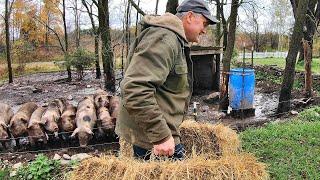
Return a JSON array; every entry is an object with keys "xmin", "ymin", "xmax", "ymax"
[{"xmin": 71, "ymin": 96, "xmax": 97, "ymax": 147}]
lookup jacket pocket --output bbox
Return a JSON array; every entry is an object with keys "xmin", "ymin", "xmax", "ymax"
[{"xmin": 174, "ymin": 64, "xmax": 188, "ymax": 74}]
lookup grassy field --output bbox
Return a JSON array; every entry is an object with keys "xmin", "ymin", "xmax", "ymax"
[
  {"xmin": 241, "ymin": 107, "xmax": 320, "ymax": 179},
  {"xmin": 0, "ymin": 61, "xmax": 61, "ymax": 83},
  {"xmin": 243, "ymin": 57, "xmax": 320, "ymax": 74}
]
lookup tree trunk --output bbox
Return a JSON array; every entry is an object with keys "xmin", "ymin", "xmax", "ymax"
[
  {"xmin": 166, "ymin": 0, "xmax": 178, "ymax": 14},
  {"xmin": 277, "ymin": 0, "xmax": 309, "ymax": 114},
  {"xmin": 219, "ymin": 0, "xmax": 239, "ymax": 111},
  {"xmin": 74, "ymin": 0, "xmax": 80, "ymax": 48},
  {"xmin": 215, "ymin": 3, "xmax": 221, "ymax": 46},
  {"xmin": 303, "ymin": 39, "xmax": 312, "ymax": 97},
  {"xmin": 297, "ymin": 44, "xmax": 304, "ymax": 62},
  {"xmin": 5, "ymin": 0, "xmax": 13, "ymax": 83},
  {"xmin": 63, "ymin": 0, "xmax": 72, "ymax": 81},
  {"xmin": 126, "ymin": 1, "xmax": 131, "ymax": 58},
  {"xmin": 98, "ymin": 0, "xmax": 115, "ymax": 92},
  {"xmin": 155, "ymin": 0, "xmax": 159, "ymax": 15},
  {"xmin": 302, "ymin": 0, "xmax": 318, "ymax": 97},
  {"xmin": 82, "ymin": 0, "xmax": 101, "ymax": 79},
  {"xmin": 94, "ymin": 35, "xmax": 101, "ymax": 79},
  {"xmin": 135, "ymin": 0, "xmax": 141, "ymax": 37}
]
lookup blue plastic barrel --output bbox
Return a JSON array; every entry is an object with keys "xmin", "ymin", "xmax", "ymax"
[{"xmin": 229, "ymin": 68, "xmax": 255, "ymax": 110}]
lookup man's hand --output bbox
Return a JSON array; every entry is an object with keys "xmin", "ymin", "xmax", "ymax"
[{"xmin": 153, "ymin": 136, "xmax": 175, "ymax": 156}]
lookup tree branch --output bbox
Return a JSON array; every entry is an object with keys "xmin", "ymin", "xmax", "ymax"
[
  {"xmin": 128, "ymin": 0, "xmax": 146, "ymax": 16},
  {"xmin": 68, "ymin": 6, "xmax": 99, "ymax": 18},
  {"xmin": 32, "ymin": 16, "xmax": 66, "ymax": 54}
]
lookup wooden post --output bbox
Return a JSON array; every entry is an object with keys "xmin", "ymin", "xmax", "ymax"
[{"xmin": 251, "ymin": 46, "xmax": 254, "ymax": 67}]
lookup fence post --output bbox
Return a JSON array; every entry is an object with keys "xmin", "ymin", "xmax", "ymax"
[
  {"xmin": 243, "ymin": 43, "xmax": 246, "ymax": 67},
  {"xmin": 251, "ymin": 46, "xmax": 254, "ymax": 67}
]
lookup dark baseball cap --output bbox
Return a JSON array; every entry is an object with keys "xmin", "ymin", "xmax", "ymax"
[{"xmin": 176, "ymin": 0, "xmax": 219, "ymax": 25}]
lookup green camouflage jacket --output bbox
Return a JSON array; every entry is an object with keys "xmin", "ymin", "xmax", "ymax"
[{"xmin": 115, "ymin": 13, "xmax": 192, "ymax": 149}]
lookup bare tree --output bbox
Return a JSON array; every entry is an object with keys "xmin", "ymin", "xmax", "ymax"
[
  {"xmin": 155, "ymin": 0, "xmax": 159, "ymax": 15},
  {"xmin": 277, "ymin": 0, "xmax": 309, "ymax": 113},
  {"xmin": 166, "ymin": 0, "xmax": 179, "ymax": 14},
  {"xmin": 125, "ymin": 0, "xmax": 131, "ymax": 58},
  {"xmin": 73, "ymin": 0, "xmax": 81, "ymax": 48},
  {"xmin": 219, "ymin": 0, "xmax": 240, "ymax": 110},
  {"xmin": 241, "ymin": 2, "xmax": 260, "ymax": 51},
  {"xmin": 290, "ymin": 0, "xmax": 320, "ymax": 97},
  {"xmin": 128, "ymin": 0, "xmax": 145, "ymax": 16},
  {"xmin": 62, "ymin": 0, "xmax": 72, "ymax": 81},
  {"xmin": 4, "ymin": 0, "xmax": 14, "ymax": 83},
  {"xmin": 135, "ymin": 0, "xmax": 141, "ymax": 37},
  {"xmin": 82, "ymin": 0, "xmax": 101, "ymax": 79},
  {"xmin": 98, "ymin": 0, "xmax": 115, "ymax": 92}
]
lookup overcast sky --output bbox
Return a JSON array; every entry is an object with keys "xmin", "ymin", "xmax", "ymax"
[{"xmin": 0, "ymin": 0, "xmax": 293, "ymax": 34}]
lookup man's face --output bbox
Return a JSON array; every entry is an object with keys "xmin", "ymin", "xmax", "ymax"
[{"xmin": 183, "ymin": 12, "xmax": 209, "ymax": 43}]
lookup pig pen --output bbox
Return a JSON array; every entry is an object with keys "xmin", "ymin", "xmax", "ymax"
[{"xmin": 0, "ymin": 62, "xmax": 319, "ymax": 166}]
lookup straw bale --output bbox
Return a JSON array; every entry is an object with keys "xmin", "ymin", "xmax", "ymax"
[
  {"xmin": 70, "ymin": 153, "xmax": 268, "ymax": 180},
  {"xmin": 180, "ymin": 120, "xmax": 240, "ymax": 156},
  {"xmin": 119, "ymin": 137, "xmax": 133, "ymax": 158},
  {"xmin": 119, "ymin": 120, "xmax": 240, "ymax": 157}
]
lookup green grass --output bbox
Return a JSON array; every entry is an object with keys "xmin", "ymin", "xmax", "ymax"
[
  {"xmin": 0, "ymin": 62, "xmax": 61, "ymax": 84},
  {"xmin": 247, "ymin": 57, "xmax": 320, "ymax": 74},
  {"xmin": 241, "ymin": 107, "xmax": 320, "ymax": 179}
]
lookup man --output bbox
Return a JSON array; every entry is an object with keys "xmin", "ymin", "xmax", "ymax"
[{"xmin": 116, "ymin": 0, "xmax": 218, "ymax": 160}]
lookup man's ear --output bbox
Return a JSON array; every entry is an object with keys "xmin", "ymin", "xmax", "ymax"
[{"xmin": 186, "ymin": 11, "xmax": 194, "ymax": 23}]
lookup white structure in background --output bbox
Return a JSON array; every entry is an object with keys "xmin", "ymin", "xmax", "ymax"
[{"xmin": 238, "ymin": 51, "xmax": 288, "ymax": 59}]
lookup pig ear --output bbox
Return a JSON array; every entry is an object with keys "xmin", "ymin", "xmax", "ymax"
[
  {"xmin": 84, "ymin": 127, "xmax": 94, "ymax": 135},
  {"xmin": 0, "ymin": 121, "xmax": 8, "ymax": 129},
  {"xmin": 21, "ymin": 118, "xmax": 28, "ymax": 123},
  {"xmin": 9, "ymin": 120, "xmax": 14, "ymax": 128},
  {"xmin": 27, "ymin": 123, "xmax": 32, "ymax": 129},
  {"xmin": 70, "ymin": 114, "xmax": 76, "ymax": 120},
  {"xmin": 111, "ymin": 117, "xmax": 117, "ymax": 124},
  {"xmin": 40, "ymin": 117, "xmax": 47, "ymax": 125},
  {"xmin": 71, "ymin": 128, "xmax": 80, "ymax": 138}
]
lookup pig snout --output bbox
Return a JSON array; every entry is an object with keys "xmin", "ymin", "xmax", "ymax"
[
  {"xmin": 62, "ymin": 121, "xmax": 75, "ymax": 132},
  {"xmin": 78, "ymin": 131, "xmax": 92, "ymax": 147},
  {"xmin": 0, "ymin": 131, "xmax": 9, "ymax": 141}
]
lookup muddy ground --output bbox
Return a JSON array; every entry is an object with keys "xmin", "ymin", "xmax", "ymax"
[{"xmin": 0, "ymin": 67, "xmax": 319, "ymax": 165}]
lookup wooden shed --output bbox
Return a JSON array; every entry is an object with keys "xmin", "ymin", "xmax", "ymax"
[{"xmin": 190, "ymin": 46, "xmax": 223, "ymax": 95}]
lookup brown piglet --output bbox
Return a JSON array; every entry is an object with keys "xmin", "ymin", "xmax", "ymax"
[
  {"xmin": 94, "ymin": 89, "xmax": 110, "ymax": 109},
  {"xmin": 41, "ymin": 101, "xmax": 61, "ymax": 138},
  {"xmin": 109, "ymin": 96, "xmax": 120, "ymax": 123},
  {"xmin": 59, "ymin": 104, "xmax": 77, "ymax": 140},
  {"xmin": 27, "ymin": 107, "xmax": 47, "ymax": 147},
  {"xmin": 0, "ymin": 103, "xmax": 14, "ymax": 149}
]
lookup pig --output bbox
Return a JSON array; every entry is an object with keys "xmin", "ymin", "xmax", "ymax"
[
  {"xmin": 9, "ymin": 102, "xmax": 38, "ymax": 147},
  {"xmin": 53, "ymin": 98, "xmax": 67, "ymax": 114},
  {"xmin": 109, "ymin": 96, "xmax": 120, "ymax": 123},
  {"xmin": 78, "ymin": 96, "xmax": 95, "ymax": 111},
  {"xmin": 95, "ymin": 107, "xmax": 115, "ymax": 139},
  {"xmin": 94, "ymin": 89, "xmax": 110, "ymax": 109},
  {"xmin": 71, "ymin": 96, "xmax": 97, "ymax": 147},
  {"xmin": 59, "ymin": 104, "xmax": 77, "ymax": 140},
  {"xmin": 0, "ymin": 103, "xmax": 14, "ymax": 149},
  {"xmin": 27, "ymin": 107, "xmax": 48, "ymax": 147},
  {"xmin": 41, "ymin": 101, "xmax": 61, "ymax": 139}
]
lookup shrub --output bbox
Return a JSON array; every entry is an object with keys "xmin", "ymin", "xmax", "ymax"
[
  {"xmin": 297, "ymin": 106, "xmax": 320, "ymax": 122},
  {"xmin": 65, "ymin": 48, "xmax": 95, "ymax": 80},
  {"xmin": 14, "ymin": 154, "xmax": 60, "ymax": 180}
]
